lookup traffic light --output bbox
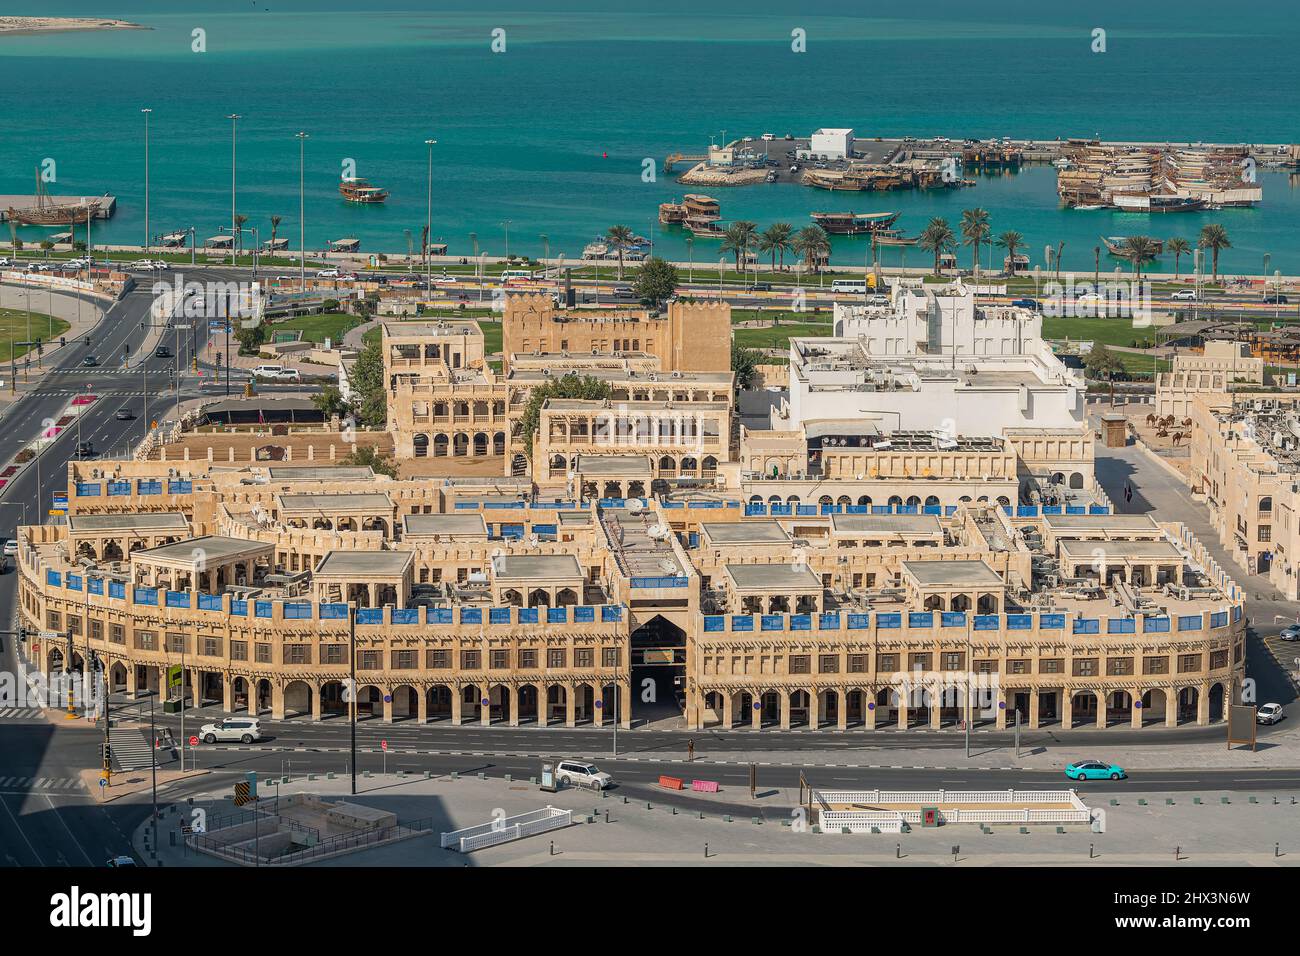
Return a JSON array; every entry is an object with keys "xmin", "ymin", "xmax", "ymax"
[
  {"xmin": 35, "ymin": 340, "xmax": 42, "ymax": 355},
  {"xmin": 60, "ymin": 336, "xmax": 66, "ymax": 347},
  {"xmin": 101, "ymin": 743, "xmax": 113, "ymax": 767}
]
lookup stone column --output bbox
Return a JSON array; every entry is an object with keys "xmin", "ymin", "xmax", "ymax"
[
  {"xmin": 247, "ymin": 680, "xmax": 258, "ymax": 716},
  {"xmin": 1165, "ymin": 688, "xmax": 1178, "ymax": 727},
  {"xmin": 995, "ymin": 690, "xmax": 1008, "ymax": 729},
  {"xmin": 864, "ymin": 696, "xmax": 877, "ymax": 730},
  {"xmin": 1094, "ymin": 691, "xmax": 1106, "ymax": 729},
  {"xmin": 836, "ymin": 690, "xmax": 848, "ymax": 731},
  {"xmin": 1028, "ymin": 689, "xmax": 1040, "ymax": 729},
  {"xmin": 311, "ymin": 686, "xmax": 323, "ymax": 721},
  {"xmin": 382, "ymin": 691, "xmax": 394, "ymax": 723},
  {"xmin": 896, "ymin": 695, "xmax": 909, "ymax": 730},
  {"xmin": 126, "ymin": 664, "xmax": 138, "ymax": 698},
  {"xmin": 221, "ymin": 675, "xmax": 232, "ymax": 713},
  {"xmin": 620, "ymin": 681, "xmax": 632, "ymax": 730},
  {"xmin": 450, "ymin": 687, "xmax": 463, "ymax": 726},
  {"xmin": 416, "ymin": 688, "xmax": 428, "ymax": 724},
  {"xmin": 1196, "ymin": 683, "xmax": 1211, "ymax": 725},
  {"xmin": 1130, "ymin": 691, "xmax": 1143, "ymax": 728},
  {"xmin": 1061, "ymin": 690, "xmax": 1073, "ymax": 730},
  {"xmin": 722, "ymin": 693, "xmax": 734, "ymax": 730},
  {"xmin": 507, "ymin": 686, "xmax": 519, "ymax": 727},
  {"xmin": 779, "ymin": 691, "xmax": 791, "ymax": 730},
  {"xmin": 271, "ymin": 683, "xmax": 286, "ymax": 721},
  {"xmin": 590, "ymin": 685, "xmax": 603, "ymax": 728},
  {"xmin": 564, "ymin": 685, "xmax": 576, "ymax": 728},
  {"xmin": 750, "ymin": 693, "xmax": 762, "ymax": 730},
  {"xmin": 479, "ymin": 688, "xmax": 492, "ymax": 725}
]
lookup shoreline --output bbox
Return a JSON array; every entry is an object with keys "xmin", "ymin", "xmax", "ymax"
[{"xmin": 0, "ymin": 17, "xmax": 148, "ymax": 38}]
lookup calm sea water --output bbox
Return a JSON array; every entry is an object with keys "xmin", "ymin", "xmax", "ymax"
[{"xmin": 2, "ymin": 0, "xmax": 1299, "ymax": 273}]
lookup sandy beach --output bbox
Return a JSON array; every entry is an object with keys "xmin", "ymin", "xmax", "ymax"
[{"xmin": 0, "ymin": 16, "xmax": 147, "ymax": 37}]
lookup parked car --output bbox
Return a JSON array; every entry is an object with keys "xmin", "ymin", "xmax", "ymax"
[
  {"xmin": 105, "ymin": 856, "xmax": 137, "ymax": 868},
  {"xmin": 1170, "ymin": 289, "xmax": 1198, "ymax": 301},
  {"xmin": 199, "ymin": 718, "xmax": 262, "ymax": 744},
  {"xmin": 612, "ymin": 285, "xmax": 636, "ymax": 298},
  {"xmin": 1257, "ymin": 703, "xmax": 1285, "ymax": 725},
  {"xmin": 749, "ymin": 282, "xmax": 772, "ymax": 292},
  {"xmin": 555, "ymin": 760, "xmax": 612, "ymax": 790},
  {"xmin": 1280, "ymin": 626, "xmax": 1300, "ymax": 641},
  {"xmin": 129, "ymin": 259, "xmax": 156, "ymax": 271},
  {"xmin": 1064, "ymin": 760, "xmax": 1127, "ymax": 781},
  {"xmin": 150, "ymin": 259, "xmax": 170, "ymax": 271}
]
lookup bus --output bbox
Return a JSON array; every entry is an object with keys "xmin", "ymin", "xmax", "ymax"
[
  {"xmin": 830, "ymin": 279, "xmax": 869, "ymax": 294},
  {"xmin": 500, "ymin": 269, "xmax": 536, "ymax": 285}
]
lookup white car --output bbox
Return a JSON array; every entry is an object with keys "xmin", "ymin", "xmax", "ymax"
[
  {"xmin": 273, "ymin": 368, "xmax": 301, "ymax": 382},
  {"xmin": 129, "ymin": 259, "xmax": 156, "ymax": 271},
  {"xmin": 0, "ymin": 257, "xmax": 11, "ymax": 267},
  {"xmin": 556, "ymin": 760, "xmax": 612, "ymax": 790},
  {"xmin": 252, "ymin": 364, "xmax": 283, "ymax": 379},
  {"xmin": 316, "ymin": 268, "xmax": 340, "ymax": 279},
  {"xmin": 1280, "ymin": 626, "xmax": 1300, "ymax": 642},
  {"xmin": 199, "ymin": 718, "xmax": 262, "ymax": 744},
  {"xmin": 1257, "ymin": 703, "xmax": 1284, "ymax": 725},
  {"xmin": 2, "ymin": 539, "xmax": 17, "ymax": 557},
  {"xmin": 151, "ymin": 259, "xmax": 170, "ymax": 271},
  {"xmin": 1170, "ymin": 289, "xmax": 1198, "ymax": 301}
]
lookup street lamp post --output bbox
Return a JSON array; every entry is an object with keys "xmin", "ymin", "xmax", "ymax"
[
  {"xmin": 501, "ymin": 220, "xmax": 511, "ymax": 261},
  {"xmin": 425, "ymin": 138, "xmax": 437, "ymax": 291},
  {"xmin": 349, "ymin": 605, "xmax": 357, "ymax": 796},
  {"xmin": 227, "ymin": 114, "xmax": 241, "ymax": 266},
  {"xmin": 296, "ymin": 132, "xmax": 308, "ymax": 292},
  {"xmin": 141, "ymin": 108, "xmax": 152, "ymax": 255}
]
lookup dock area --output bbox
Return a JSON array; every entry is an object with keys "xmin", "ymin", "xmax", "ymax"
[{"xmin": 0, "ymin": 194, "xmax": 116, "ymax": 221}]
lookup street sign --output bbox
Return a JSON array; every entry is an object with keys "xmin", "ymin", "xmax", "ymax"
[
  {"xmin": 381, "ymin": 740, "xmax": 388, "ymax": 752},
  {"xmin": 189, "ymin": 735, "xmax": 198, "ymax": 747},
  {"xmin": 38, "ymin": 630, "xmax": 61, "ymax": 640}
]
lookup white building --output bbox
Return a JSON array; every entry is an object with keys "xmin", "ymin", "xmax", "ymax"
[
  {"xmin": 807, "ymin": 128, "xmax": 854, "ymax": 161},
  {"xmin": 833, "ymin": 284, "xmax": 1043, "ymax": 358}
]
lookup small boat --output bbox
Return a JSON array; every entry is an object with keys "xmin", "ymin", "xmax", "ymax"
[
  {"xmin": 658, "ymin": 201, "xmax": 687, "ymax": 225},
  {"xmin": 1102, "ymin": 235, "xmax": 1164, "ymax": 257},
  {"xmin": 338, "ymin": 177, "xmax": 389, "ymax": 203},
  {"xmin": 1072, "ymin": 204, "xmax": 1106, "ymax": 211},
  {"xmin": 810, "ymin": 211, "xmax": 900, "ymax": 235},
  {"xmin": 6, "ymin": 170, "xmax": 105, "ymax": 226},
  {"xmin": 685, "ymin": 218, "xmax": 728, "ymax": 238},
  {"xmin": 873, "ymin": 231, "xmax": 920, "ymax": 247}
]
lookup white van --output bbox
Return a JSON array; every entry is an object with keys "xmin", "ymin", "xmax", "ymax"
[
  {"xmin": 252, "ymin": 364, "xmax": 283, "ymax": 379},
  {"xmin": 831, "ymin": 279, "xmax": 869, "ymax": 294},
  {"xmin": 500, "ymin": 269, "xmax": 534, "ymax": 283}
]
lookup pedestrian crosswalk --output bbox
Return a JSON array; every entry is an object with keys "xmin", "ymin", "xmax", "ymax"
[
  {"xmin": 108, "ymin": 725, "xmax": 174, "ymax": 772},
  {"xmin": 0, "ymin": 708, "xmax": 45, "ymax": 721},
  {"xmin": 0, "ymin": 776, "xmax": 87, "ymax": 793}
]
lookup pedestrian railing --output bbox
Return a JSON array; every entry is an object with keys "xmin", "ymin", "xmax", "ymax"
[{"xmin": 440, "ymin": 807, "xmax": 572, "ymax": 853}]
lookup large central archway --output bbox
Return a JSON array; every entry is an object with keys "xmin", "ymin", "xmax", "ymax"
[{"xmin": 630, "ymin": 614, "xmax": 686, "ymax": 724}]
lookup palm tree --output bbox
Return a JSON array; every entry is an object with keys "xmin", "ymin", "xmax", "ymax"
[
  {"xmin": 1054, "ymin": 241, "xmax": 1065, "ymax": 282},
  {"xmin": 1198, "ymin": 224, "xmax": 1231, "ymax": 282},
  {"xmin": 759, "ymin": 222, "xmax": 794, "ymax": 271},
  {"xmin": 233, "ymin": 214, "xmax": 248, "ymax": 256},
  {"xmin": 792, "ymin": 225, "xmax": 831, "ymax": 273},
  {"xmin": 1166, "ymin": 237, "xmax": 1191, "ymax": 279},
  {"xmin": 959, "ymin": 208, "xmax": 990, "ymax": 279},
  {"xmin": 1122, "ymin": 235, "xmax": 1159, "ymax": 285},
  {"xmin": 721, "ymin": 220, "xmax": 758, "ymax": 271},
  {"xmin": 995, "ymin": 230, "xmax": 1024, "ymax": 276},
  {"xmin": 269, "ymin": 214, "xmax": 282, "ymax": 260},
  {"xmin": 919, "ymin": 217, "xmax": 955, "ymax": 276},
  {"xmin": 606, "ymin": 224, "xmax": 634, "ymax": 279}
]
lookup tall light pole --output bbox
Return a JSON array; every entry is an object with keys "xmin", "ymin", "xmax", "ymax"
[
  {"xmin": 227, "ymin": 114, "xmax": 241, "ymax": 266},
  {"xmin": 141, "ymin": 108, "xmax": 152, "ymax": 255},
  {"xmin": 425, "ymin": 138, "xmax": 437, "ymax": 290},
  {"xmin": 501, "ymin": 219, "xmax": 511, "ymax": 261},
  {"xmin": 296, "ymin": 131, "xmax": 308, "ymax": 292}
]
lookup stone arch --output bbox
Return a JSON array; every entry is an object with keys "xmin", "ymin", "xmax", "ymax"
[
  {"xmin": 950, "ymin": 594, "xmax": 972, "ymax": 612},
  {"xmin": 426, "ymin": 683, "xmax": 453, "ymax": 721},
  {"xmin": 452, "ymin": 433, "xmax": 470, "ymax": 457},
  {"xmin": 680, "ymin": 456, "xmax": 697, "ymax": 475},
  {"xmin": 516, "ymin": 683, "xmax": 541, "ymax": 724},
  {"xmin": 320, "ymin": 680, "xmax": 348, "ymax": 717},
  {"xmin": 1069, "ymin": 472, "xmax": 1085, "ymax": 489},
  {"xmin": 976, "ymin": 592, "xmax": 999, "ymax": 613},
  {"xmin": 473, "ymin": 432, "xmax": 488, "ymax": 457},
  {"xmin": 493, "ymin": 432, "xmax": 505, "ymax": 455},
  {"xmin": 658, "ymin": 456, "xmax": 676, "ymax": 476},
  {"xmin": 283, "ymin": 680, "xmax": 313, "ymax": 719},
  {"xmin": 544, "ymin": 684, "xmax": 568, "ymax": 727},
  {"xmin": 412, "ymin": 434, "xmax": 429, "ymax": 458},
  {"xmin": 433, "ymin": 434, "xmax": 449, "ymax": 457}
]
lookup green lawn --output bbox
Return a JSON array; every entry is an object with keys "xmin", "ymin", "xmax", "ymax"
[
  {"xmin": 730, "ymin": 307, "xmax": 833, "ymax": 325},
  {"xmin": 359, "ymin": 315, "xmax": 502, "ymax": 355},
  {"xmin": 1041, "ymin": 316, "xmax": 1165, "ymax": 349},
  {"xmin": 0, "ymin": 308, "xmax": 70, "ymax": 362},
  {"xmin": 269, "ymin": 312, "xmax": 362, "ymax": 345},
  {"xmin": 733, "ymin": 321, "xmax": 833, "ymax": 353}
]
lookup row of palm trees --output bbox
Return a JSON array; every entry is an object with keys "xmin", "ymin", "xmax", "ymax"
[
  {"xmin": 603, "ymin": 220, "xmax": 834, "ymax": 276},
  {"xmin": 1117, "ymin": 224, "xmax": 1232, "ymax": 284}
]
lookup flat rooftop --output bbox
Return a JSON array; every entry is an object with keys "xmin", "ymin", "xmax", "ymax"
[
  {"xmin": 1042, "ymin": 513, "xmax": 1162, "ymax": 534},
  {"xmin": 315, "ymin": 550, "xmax": 414, "ymax": 576},
  {"xmin": 383, "ymin": 321, "xmax": 480, "ymax": 339},
  {"xmin": 401, "ymin": 514, "xmax": 488, "ymax": 538},
  {"xmin": 576, "ymin": 455, "xmax": 651, "ymax": 477},
  {"xmin": 830, "ymin": 513, "xmax": 943, "ymax": 538},
  {"xmin": 266, "ymin": 466, "xmax": 374, "ymax": 481},
  {"xmin": 725, "ymin": 562, "xmax": 822, "ymax": 592},
  {"xmin": 1059, "ymin": 539, "xmax": 1184, "ymax": 561},
  {"xmin": 903, "ymin": 559, "xmax": 1004, "ymax": 588},
  {"xmin": 700, "ymin": 521, "xmax": 791, "ymax": 547},
  {"xmin": 491, "ymin": 554, "xmax": 584, "ymax": 582},
  {"xmin": 135, "ymin": 535, "xmax": 271, "ymax": 566},
  {"xmin": 68, "ymin": 512, "xmax": 189, "ymax": 533},
  {"xmin": 278, "ymin": 493, "xmax": 393, "ymax": 513}
]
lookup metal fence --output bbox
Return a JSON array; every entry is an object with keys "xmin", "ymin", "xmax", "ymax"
[{"xmin": 440, "ymin": 807, "xmax": 572, "ymax": 853}]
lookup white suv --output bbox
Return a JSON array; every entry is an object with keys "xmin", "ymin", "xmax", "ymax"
[
  {"xmin": 556, "ymin": 760, "xmax": 612, "ymax": 790},
  {"xmin": 199, "ymin": 718, "xmax": 262, "ymax": 744},
  {"xmin": 1257, "ymin": 703, "xmax": 1284, "ymax": 725}
]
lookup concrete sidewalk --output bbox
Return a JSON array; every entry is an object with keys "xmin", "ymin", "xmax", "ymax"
[{"xmin": 131, "ymin": 774, "xmax": 1300, "ymax": 867}]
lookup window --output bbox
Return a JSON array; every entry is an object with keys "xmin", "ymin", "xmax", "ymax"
[
  {"xmin": 1178, "ymin": 653, "xmax": 1202, "ymax": 673},
  {"xmin": 202, "ymin": 637, "xmax": 223, "ymax": 658},
  {"xmin": 461, "ymin": 650, "xmax": 482, "ymax": 670},
  {"xmin": 90, "ymin": 620, "xmax": 103, "ymax": 641},
  {"xmin": 321, "ymin": 645, "xmax": 345, "ymax": 665},
  {"xmin": 425, "ymin": 649, "xmax": 450, "ymax": 669},
  {"xmin": 392, "ymin": 650, "xmax": 417, "ymax": 670},
  {"xmin": 134, "ymin": 630, "xmax": 156, "ymax": 651},
  {"xmin": 574, "ymin": 648, "xmax": 593, "ymax": 668},
  {"xmin": 1143, "ymin": 655, "xmax": 1169, "ymax": 675},
  {"xmin": 1258, "ymin": 525, "xmax": 1271, "ymax": 543},
  {"xmin": 1210, "ymin": 650, "xmax": 1229, "ymax": 670},
  {"xmin": 877, "ymin": 653, "xmax": 898, "ymax": 673},
  {"xmin": 1039, "ymin": 658, "xmax": 1063, "ymax": 674},
  {"xmin": 1106, "ymin": 657, "xmax": 1133, "ymax": 676},
  {"xmin": 908, "ymin": 653, "xmax": 931, "ymax": 671},
  {"xmin": 848, "ymin": 654, "xmax": 867, "ymax": 673},
  {"xmin": 284, "ymin": 644, "xmax": 312, "ymax": 665},
  {"xmin": 68, "ymin": 616, "xmax": 82, "ymax": 637},
  {"xmin": 818, "ymin": 654, "xmax": 839, "ymax": 674},
  {"xmin": 46, "ymin": 611, "xmax": 61, "ymax": 631},
  {"xmin": 789, "ymin": 655, "xmax": 811, "ymax": 675},
  {"xmin": 231, "ymin": 641, "xmax": 248, "ymax": 661},
  {"xmin": 1072, "ymin": 658, "xmax": 1097, "ymax": 677},
  {"xmin": 602, "ymin": 647, "xmax": 619, "ymax": 668},
  {"xmin": 1008, "ymin": 659, "xmax": 1030, "ymax": 675},
  {"xmin": 941, "ymin": 652, "xmax": 965, "ymax": 671},
  {"xmin": 974, "ymin": 660, "xmax": 996, "ymax": 674},
  {"xmin": 490, "ymin": 650, "xmax": 510, "ymax": 670},
  {"xmin": 547, "ymin": 648, "xmax": 566, "ymax": 669},
  {"xmin": 255, "ymin": 643, "xmax": 272, "ymax": 664},
  {"xmin": 519, "ymin": 649, "xmax": 538, "ymax": 669},
  {"xmin": 167, "ymin": 632, "xmax": 187, "ymax": 654},
  {"xmin": 357, "ymin": 651, "xmax": 381, "ymax": 670}
]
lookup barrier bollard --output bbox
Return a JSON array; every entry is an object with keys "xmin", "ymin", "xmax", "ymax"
[
  {"xmin": 622, "ymin": 796, "xmax": 628, "ymax": 804},
  {"xmin": 704, "ymin": 843, "xmax": 709, "ymax": 858},
  {"xmin": 699, "ymin": 811, "xmax": 705, "ymax": 820},
  {"xmin": 896, "ymin": 843, "xmax": 901, "ymax": 859},
  {"xmin": 646, "ymin": 802, "xmax": 652, "ymax": 810},
  {"xmin": 363, "ymin": 771, "xmax": 372, "ymax": 779},
  {"xmin": 327, "ymin": 772, "xmax": 335, "ymax": 780},
  {"xmin": 425, "ymin": 771, "xmax": 432, "ymax": 780},
  {"xmin": 1248, "ymin": 796, "xmax": 1258, "ymax": 804},
  {"xmin": 308, "ymin": 774, "xmax": 317, "ymax": 782},
  {"xmin": 1174, "ymin": 845, "xmax": 1181, "ymax": 861},
  {"xmin": 528, "ymin": 776, "xmax": 535, "ymax": 784},
  {"xmin": 451, "ymin": 772, "xmax": 459, "ymax": 781},
  {"xmin": 671, "ymin": 807, "xmax": 677, "ymax": 815},
  {"xmin": 604, "ymin": 810, "xmax": 609, "ymax": 824},
  {"xmin": 477, "ymin": 772, "xmax": 486, "ymax": 781},
  {"xmin": 169, "ymin": 832, "xmax": 176, "ymax": 847},
  {"xmin": 504, "ymin": 774, "xmax": 512, "ymax": 783},
  {"xmin": 1276, "ymin": 842, "xmax": 1281, "ymax": 858},
  {"xmin": 1089, "ymin": 843, "xmax": 1095, "ymax": 859},
  {"xmin": 549, "ymin": 841, "xmax": 554, "ymax": 856}
]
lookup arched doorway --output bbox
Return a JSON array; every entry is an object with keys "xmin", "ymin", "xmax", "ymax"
[
  {"xmin": 630, "ymin": 615, "xmax": 687, "ymax": 722},
  {"xmin": 283, "ymin": 680, "xmax": 313, "ymax": 719},
  {"xmin": 426, "ymin": 684, "xmax": 453, "ymax": 721}
]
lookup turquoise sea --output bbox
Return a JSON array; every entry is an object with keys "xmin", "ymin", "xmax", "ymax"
[{"xmin": 2, "ymin": 0, "xmax": 1300, "ymax": 273}]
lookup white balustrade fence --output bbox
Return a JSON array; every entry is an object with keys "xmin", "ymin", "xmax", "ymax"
[{"xmin": 440, "ymin": 807, "xmax": 573, "ymax": 853}]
